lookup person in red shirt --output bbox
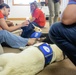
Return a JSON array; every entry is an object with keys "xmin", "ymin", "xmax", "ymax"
[
  {"xmin": 30, "ymin": 2, "xmax": 46, "ymax": 28},
  {"xmin": 0, "ymin": 3, "xmax": 42, "ymax": 39},
  {"xmin": 0, "ymin": 3, "xmax": 29, "ymax": 31},
  {"xmin": 21, "ymin": 2, "xmax": 46, "ymax": 38},
  {"xmin": 0, "ymin": 3, "xmax": 37, "ymax": 48}
]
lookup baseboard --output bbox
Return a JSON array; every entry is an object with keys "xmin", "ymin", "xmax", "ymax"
[{"xmin": 7, "ymin": 18, "xmax": 26, "ymax": 20}]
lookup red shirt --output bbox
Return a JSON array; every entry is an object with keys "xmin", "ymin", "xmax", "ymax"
[
  {"xmin": 0, "ymin": 11, "xmax": 4, "ymax": 29},
  {"xmin": 32, "ymin": 8, "xmax": 46, "ymax": 27},
  {"xmin": 0, "ymin": 11, "xmax": 4, "ymax": 18}
]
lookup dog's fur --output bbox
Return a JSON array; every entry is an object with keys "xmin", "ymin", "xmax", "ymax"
[
  {"xmin": 0, "ymin": 43, "xmax": 64, "ymax": 75},
  {"xmin": 34, "ymin": 26, "xmax": 42, "ymax": 32}
]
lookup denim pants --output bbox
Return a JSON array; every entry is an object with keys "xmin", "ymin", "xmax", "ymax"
[
  {"xmin": 48, "ymin": 0, "xmax": 60, "ymax": 25},
  {"xmin": 0, "ymin": 30, "xmax": 28, "ymax": 48},
  {"xmin": 49, "ymin": 22, "xmax": 76, "ymax": 65},
  {"xmin": 21, "ymin": 22, "xmax": 43, "ymax": 38}
]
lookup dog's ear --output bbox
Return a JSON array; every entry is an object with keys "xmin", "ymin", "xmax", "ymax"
[{"xmin": 34, "ymin": 26, "xmax": 42, "ymax": 32}]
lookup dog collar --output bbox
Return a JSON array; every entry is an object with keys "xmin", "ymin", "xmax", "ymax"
[{"xmin": 37, "ymin": 43, "xmax": 53, "ymax": 67}]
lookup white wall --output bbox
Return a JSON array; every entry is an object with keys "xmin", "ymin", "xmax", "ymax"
[
  {"xmin": 60, "ymin": 0, "xmax": 69, "ymax": 13},
  {"xmin": 4, "ymin": 0, "xmax": 69, "ymax": 18},
  {"xmin": 6, "ymin": 0, "xmax": 31, "ymax": 18}
]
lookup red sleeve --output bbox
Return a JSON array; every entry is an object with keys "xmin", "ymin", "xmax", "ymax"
[
  {"xmin": 0, "ymin": 11, "xmax": 4, "ymax": 18},
  {"xmin": 32, "ymin": 8, "xmax": 41, "ymax": 19}
]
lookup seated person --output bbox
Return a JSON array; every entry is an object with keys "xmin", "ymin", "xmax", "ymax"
[
  {"xmin": 29, "ymin": 2, "xmax": 46, "ymax": 28},
  {"xmin": 49, "ymin": 0, "xmax": 76, "ymax": 66},
  {"xmin": 0, "ymin": 3, "xmax": 29, "ymax": 32},
  {"xmin": 21, "ymin": 2, "xmax": 46, "ymax": 38},
  {"xmin": 0, "ymin": 3, "xmax": 36, "ymax": 48},
  {"xmin": 0, "ymin": 3, "xmax": 43, "ymax": 38},
  {"xmin": 6, "ymin": 20, "xmax": 14, "ymax": 27}
]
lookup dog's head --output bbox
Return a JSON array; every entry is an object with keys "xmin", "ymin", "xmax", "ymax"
[{"xmin": 34, "ymin": 26, "xmax": 42, "ymax": 32}]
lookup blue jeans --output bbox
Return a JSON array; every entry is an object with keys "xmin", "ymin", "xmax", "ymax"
[
  {"xmin": 0, "ymin": 30, "xmax": 28, "ymax": 48},
  {"xmin": 21, "ymin": 22, "xmax": 43, "ymax": 38},
  {"xmin": 49, "ymin": 22, "xmax": 76, "ymax": 65}
]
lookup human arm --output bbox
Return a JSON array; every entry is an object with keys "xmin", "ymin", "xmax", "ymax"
[
  {"xmin": 30, "ymin": 8, "xmax": 41, "ymax": 23},
  {"xmin": 61, "ymin": 1, "xmax": 76, "ymax": 25},
  {"xmin": 0, "ymin": 18, "xmax": 29, "ymax": 32},
  {"xmin": 5, "ymin": 16, "xmax": 14, "ymax": 27},
  {"xmin": 29, "ymin": 17, "xmax": 35, "ymax": 22}
]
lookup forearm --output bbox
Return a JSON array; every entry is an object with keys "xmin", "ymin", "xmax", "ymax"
[
  {"xmin": 30, "ymin": 17, "xmax": 35, "ymax": 22},
  {"xmin": 0, "ymin": 18, "xmax": 29, "ymax": 32},
  {"xmin": 61, "ymin": 4, "xmax": 76, "ymax": 25},
  {"xmin": 0, "ymin": 19, "xmax": 22, "ymax": 32},
  {"xmin": 7, "ymin": 24, "xmax": 22, "ymax": 32}
]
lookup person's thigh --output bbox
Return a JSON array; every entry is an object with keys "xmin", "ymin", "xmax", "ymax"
[
  {"xmin": 0, "ymin": 30, "xmax": 28, "ymax": 48},
  {"xmin": 49, "ymin": 22, "xmax": 76, "ymax": 65},
  {"xmin": 49, "ymin": 22, "xmax": 76, "ymax": 46},
  {"xmin": 0, "ymin": 30, "xmax": 6, "ymax": 43}
]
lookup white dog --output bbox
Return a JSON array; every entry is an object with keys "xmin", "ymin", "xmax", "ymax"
[{"xmin": 0, "ymin": 43, "xmax": 64, "ymax": 75}]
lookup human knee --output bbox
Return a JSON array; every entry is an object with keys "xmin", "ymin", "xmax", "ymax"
[
  {"xmin": 49, "ymin": 11, "xmax": 54, "ymax": 17},
  {"xmin": 55, "ymin": 10, "xmax": 59, "ymax": 16},
  {"xmin": 49, "ymin": 22, "xmax": 61, "ymax": 37},
  {"xmin": 50, "ymin": 22, "xmax": 59, "ymax": 31},
  {"xmin": 1, "ymin": 30, "xmax": 10, "ymax": 37},
  {"xmin": 55, "ymin": 14, "xmax": 59, "ymax": 17}
]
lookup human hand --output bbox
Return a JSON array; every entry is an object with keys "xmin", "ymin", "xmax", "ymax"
[{"xmin": 21, "ymin": 20, "xmax": 29, "ymax": 27}]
